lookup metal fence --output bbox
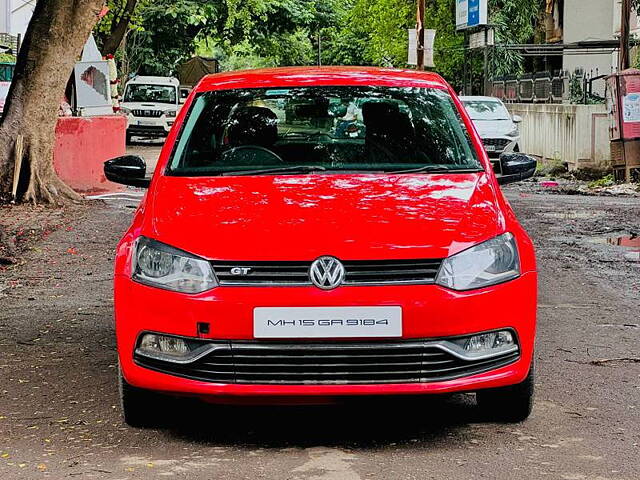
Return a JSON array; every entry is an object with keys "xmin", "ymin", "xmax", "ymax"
[
  {"xmin": 491, "ymin": 71, "xmax": 567, "ymax": 103},
  {"xmin": 490, "ymin": 70, "xmax": 606, "ymax": 104}
]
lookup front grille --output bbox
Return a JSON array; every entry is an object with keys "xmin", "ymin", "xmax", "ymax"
[
  {"xmin": 482, "ymin": 138, "xmax": 511, "ymax": 149},
  {"xmin": 135, "ymin": 340, "xmax": 519, "ymax": 385},
  {"xmin": 211, "ymin": 259, "xmax": 443, "ymax": 286},
  {"xmin": 132, "ymin": 109, "xmax": 163, "ymax": 118}
]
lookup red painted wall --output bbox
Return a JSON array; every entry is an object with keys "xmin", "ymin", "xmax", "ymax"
[{"xmin": 53, "ymin": 116, "xmax": 127, "ymax": 194}]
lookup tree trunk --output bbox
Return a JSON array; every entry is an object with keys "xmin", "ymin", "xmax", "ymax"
[
  {"xmin": 0, "ymin": 0, "xmax": 105, "ymax": 204},
  {"xmin": 101, "ymin": 0, "xmax": 139, "ymax": 56}
]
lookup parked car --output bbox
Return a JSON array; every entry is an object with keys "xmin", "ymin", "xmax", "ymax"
[
  {"xmin": 0, "ymin": 81, "xmax": 10, "ymax": 115},
  {"xmin": 460, "ymin": 96, "xmax": 522, "ymax": 159},
  {"xmin": 120, "ymin": 76, "xmax": 181, "ymax": 143},
  {"xmin": 105, "ymin": 67, "xmax": 538, "ymax": 428}
]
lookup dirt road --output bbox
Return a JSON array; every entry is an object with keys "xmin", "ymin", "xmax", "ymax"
[{"xmin": 0, "ymin": 190, "xmax": 638, "ymax": 479}]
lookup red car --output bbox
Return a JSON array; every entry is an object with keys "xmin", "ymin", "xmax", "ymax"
[{"xmin": 105, "ymin": 67, "xmax": 537, "ymax": 427}]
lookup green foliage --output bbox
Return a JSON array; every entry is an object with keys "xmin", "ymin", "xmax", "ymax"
[
  {"xmin": 119, "ymin": 0, "xmax": 346, "ymax": 75},
  {"xmin": 96, "ymin": 0, "xmax": 542, "ymax": 87},
  {"xmin": 0, "ymin": 53, "xmax": 16, "ymax": 63},
  {"xmin": 426, "ymin": 0, "xmax": 465, "ymax": 89},
  {"xmin": 124, "ymin": 0, "xmax": 224, "ymax": 76},
  {"xmin": 588, "ymin": 174, "xmax": 615, "ymax": 189},
  {"xmin": 569, "ymin": 71, "xmax": 584, "ymax": 104},
  {"xmin": 94, "ymin": 0, "xmax": 148, "ymax": 40},
  {"xmin": 489, "ymin": 0, "xmax": 541, "ymax": 77},
  {"xmin": 346, "ymin": 0, "xmax": 414, "ymax": 66}
]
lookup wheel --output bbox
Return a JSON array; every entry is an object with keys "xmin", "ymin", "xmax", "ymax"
[
  {"xmin": 118, "ymin": 368, "xmax": 168, "ymax": 428},
  {"xmin": 476, "ymin": 360, "xmax": 534, "ymax": 423}
]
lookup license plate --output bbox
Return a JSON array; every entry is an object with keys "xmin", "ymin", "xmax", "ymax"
[
  {"xmin": 254, "ymin": 306, "xmax": 402, "ymax": 339},
  {"xmin": 137, "ymin": 120, "xmax": 155, "ymax": 126}
]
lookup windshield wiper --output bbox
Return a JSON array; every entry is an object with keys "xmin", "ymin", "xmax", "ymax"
[
  {"xmin": 281, "ymin": 131, "xmax": 326, "ymax": 138},
  {"xmin": 221, "ymin": 165, "xmax": 328, "ymax": 176},
  {"xmin": 386, "ymin": 165, "xmax": 483, "ymax": 174}
]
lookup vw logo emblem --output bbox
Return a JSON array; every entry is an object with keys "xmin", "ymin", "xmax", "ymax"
[{"xmin": 309, "ymin": 256, "xmax": 345, "ymax": 290}]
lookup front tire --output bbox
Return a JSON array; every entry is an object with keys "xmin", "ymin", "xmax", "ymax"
[
  {"xmin": 476, "ymin": 360, "xmax": 534, "ymax": 423},
  {"xmin": 119, "ymin": 369, "xmax": 168, "ymax": 428}
]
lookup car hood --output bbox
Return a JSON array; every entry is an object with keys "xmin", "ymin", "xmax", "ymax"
[
  {"xmin": 145, "ymin": 173, "xmax": 505, "ymax": 261},
  {"xmin": 472, "ymin": 119, "xmax": 515, "ymax": 138}
]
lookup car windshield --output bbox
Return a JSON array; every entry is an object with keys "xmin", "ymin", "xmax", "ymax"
[
  {"xmin": 167, "ymin": 86, "xmax": 482, "ymax": 176},
  {"xmin": 462, "ymin": 100, "xmax": 511, "ymax": 121},
  {"xmin": 124, "ymin": 84, "xmax": 176, "ymax": 104}
]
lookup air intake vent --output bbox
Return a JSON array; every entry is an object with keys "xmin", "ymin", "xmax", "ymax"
[
  {"xmin": 135, "ymin": 340, "xmax": 519, "ymax": 385},
  {"xmin": 210, "ymin": 259, "xmax": 443, "ymax": 286}
]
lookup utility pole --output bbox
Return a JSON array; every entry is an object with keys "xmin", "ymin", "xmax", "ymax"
[
  {"xmin": 483, "ymin": 34, "xmax": 489, "ymax": 95},
  {"xmin": 317, "ymin": 30, "xmax": 322, "ymax": 67},
  {"xmin": 416, "ymin": 0, "xmax": 425, "ymax": 70},
  {"xmin": 619, "ymin": 0, "xmax": 631, "ymax": 70}
]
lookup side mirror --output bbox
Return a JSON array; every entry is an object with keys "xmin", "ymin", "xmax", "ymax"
[
  {"xmin": 512, "ymin": 114, "xmax": 523, "ymax": 124},
  {"xmin": 496, "ymin": 153, "xmax": 537, "ymax": 185},
  {"xmin": 104, "ymin": 155, "xmax": 150, "ymax": 188}
]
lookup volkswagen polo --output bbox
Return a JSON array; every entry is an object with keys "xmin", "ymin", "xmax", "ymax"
[{"xmin": 105, "ymin": 67, "xmax": 538, "ymax": 427}]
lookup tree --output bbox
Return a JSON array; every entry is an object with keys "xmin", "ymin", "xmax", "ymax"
[
  {"xmin": 489, "ymin": 0, "xmax": 542, "ymax": 77},
  {"xmin": 425, "ymin": 0, "xmax": 465, "ymax": 90},
  {"xmin": 124, "ymin": 0, "xmax": 227, "ymax": 76},
  {"xmin": 96, "ymin": 0, "xmax": 145, "ymax": 55},
  {"xmin": 121, "ymin": 0, "xmax": 348, "ymax": 75},
  {"xmin": 0, "ymin": 0, "xmax": 106, "ymax": 204},
  {"xmin": 323, "ymin": 0, "xmax": 413, "ymax": 67}
]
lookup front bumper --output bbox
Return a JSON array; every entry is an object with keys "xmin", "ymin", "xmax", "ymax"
[
  {"xmin": 126, "ymin": 117, "xmax": 173, "ymax": 137},
  {"xmin": 482, "ymin": 136, "xmax": 519, "ymax": 159},
  {"xmin": 115, "ymin": 272, "xmax": 537, "ymax": 398}
]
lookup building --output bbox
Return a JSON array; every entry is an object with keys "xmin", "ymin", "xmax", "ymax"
[
  {"xmin": 488, "ymin": 1, "xmax": 640, "ymax": 170},
  {"xmin": 0, "ymin": 0, "xmax": 35, "ymax": 38},
  {"xmin": 545, "ymin": 0, "xmax": 639, "ymax": 97}
]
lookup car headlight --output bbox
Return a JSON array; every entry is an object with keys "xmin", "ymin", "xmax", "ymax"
[
  {"xmin": 506, "ymin": 127, "xmax": 519, "ymax": 138},
  {"xmin": 165, "ymin": 110, "xmax": 177, "ymax": 118},
  {"xmin": 132, "ymin": 237, "xmax": 217, "ymax": 293},
  {"xmin": 120, "ymin": 107, "xmax": 132, "ymax": 115},
  {"xmin": 436, "ymin": 233, "xmax": 520, "ymax": 291}
]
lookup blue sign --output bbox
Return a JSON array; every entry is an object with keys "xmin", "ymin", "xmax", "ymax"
[
  {"xmin": 468, "ymin": 0, "xmax": 481, "ymax": 27},
  {"xmin": 456, "ymin": 0, "xmax": 487, "ymax": 30}
]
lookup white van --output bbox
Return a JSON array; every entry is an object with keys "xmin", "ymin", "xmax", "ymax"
[{"xmin": 121, "ymin": 76, "xmax": 181, "ymax": 143}]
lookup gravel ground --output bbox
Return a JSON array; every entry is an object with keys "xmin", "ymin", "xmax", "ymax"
[
  {"xmin": 0, "ymin": 188, "xmax": 638, "ymax": 479},
  {"xmin": 125, "ymin": 138, "xmax": 164, "ymax": 175}
]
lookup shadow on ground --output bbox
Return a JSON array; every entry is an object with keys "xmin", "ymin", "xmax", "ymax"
[{"xmin": 152, "ymin": 393, "xmax": 496, "ymax": 449}]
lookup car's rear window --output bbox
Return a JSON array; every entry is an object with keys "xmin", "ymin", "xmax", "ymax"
[{"xmin": 167, "ymin": 86, "xmax": 481, "ymax": 175}]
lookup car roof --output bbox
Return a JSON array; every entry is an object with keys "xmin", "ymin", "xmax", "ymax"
[
  {"xmin": 128, "ymin": 76, "xmax": 179, "ymax": 86},
  {"xmin": 197, "ymin": 66, "xmax": 450, "ymax": 92},
  {"xmin": 459, "ymin": 96, "xmax": 504, "ymax": 103}
]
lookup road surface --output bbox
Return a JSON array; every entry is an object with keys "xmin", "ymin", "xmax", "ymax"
[{"xmin": 0, "ymin": 189, "xmax": 638, "ymax": 479}]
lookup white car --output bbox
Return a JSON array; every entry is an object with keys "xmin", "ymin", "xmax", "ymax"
[
  {"xmin": 460, "ymin": 96, "xmax": 521, "ymax": 159},
  {"xmin": 121, "ymin": 76, "xmax": 182, "ymax": 143}
]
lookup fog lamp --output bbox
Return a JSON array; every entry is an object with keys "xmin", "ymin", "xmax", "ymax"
[
  {"xmin": 138, "ymin": 333, "xmax": 191, "ymax": 358},
  {"xmin": 451, "ymin": 330, "xmax": 517, "ymax": 359}
]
